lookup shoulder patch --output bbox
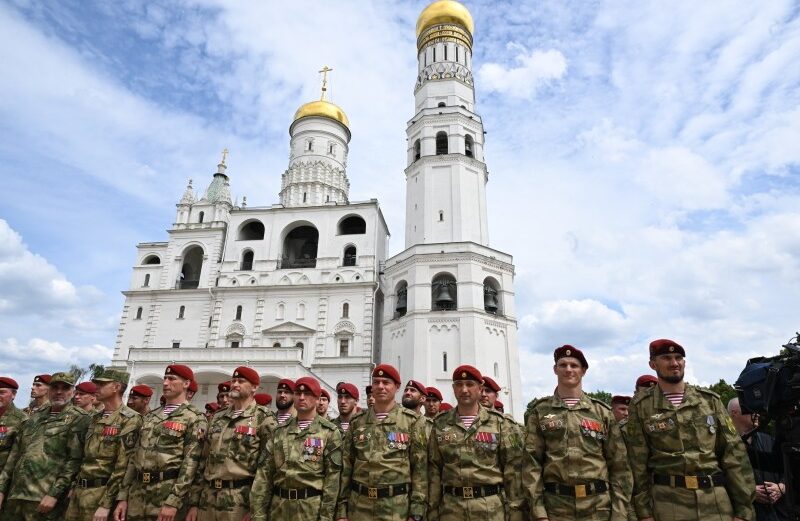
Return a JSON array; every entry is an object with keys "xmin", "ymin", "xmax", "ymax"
[{"xmin": 589, "ymin": 397, "xmax": 612, "ymax": 410}]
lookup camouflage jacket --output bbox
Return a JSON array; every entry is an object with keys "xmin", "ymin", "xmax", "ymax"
[
  {"xmin": 0, "ymin": 404, "xmax": 90, "ymax": 502},
  {"xmin": 625, "ymin": 384, "xmax": 755, "ymax": 520},
  {"xmin": 23, "ymin": 400, "xmax": 49, "ymax": 416},
  {"xmin": 75, "ymin": 404, "xmax": 142, "ymax": 509},
  {"xmin": 524, "ymin": 393, "xmax": 633, "ymax": 521},
  {"xmin": 250, "ymin": 415, "xmax": 343, "ymax": 521},
  {"xmin": 428, "ymin": 405, "xmax": 526, "ymax": 521},
  {"xmin": 0, "ymin": 404, "xmax": 27, "ymax": 473},
  {"xmin": 191, "ymin": 401, "xmax": 277, "ymax": 504},
  {"xmin": 337, "ymin": 404, "xmax": 429, "ymax": 519},
  {"xmin": 331, "ymin": 414, "xmax": 355, "ymax": 433},
  {"xmin": 118, "ymin": 402, "xmax": 207, "ymax": 509}
]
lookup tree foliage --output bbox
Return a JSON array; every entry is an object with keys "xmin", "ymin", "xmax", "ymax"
[{"xmin": 705, "ymin": 379, "xmax": 737, "ymax": 406}]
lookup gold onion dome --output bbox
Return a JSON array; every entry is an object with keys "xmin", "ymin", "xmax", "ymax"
[
  {"xmin": 416, "ymin": 0, "xmax": 474, "ymax": 37},
  {"xmin": 292, "ymin": 99, "xmax": 349, "ymax": 129}
]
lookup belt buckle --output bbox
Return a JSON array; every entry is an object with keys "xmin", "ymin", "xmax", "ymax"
[
  {"xmin": 463, "ymin": 486, "xmax": 474, "ymax": 499},
  {"xmin": 288, "ymin": 489, "xmax": 298, "ymax": 500},
  {"xmin": 367, "ymin": 487, "xmax": 378, "ymax": 499},
  {"xmin": 685, "ymin": 476, "xmax": 699, "ymax": 489},
  {"xmin": 575, "ymin": 484, "xmax": 587, "ymax": 498},
  {"xmin": 141, "ymin": 472, "xmax": 151, "ymax": 484},
  {"xmin": 214, "ymin": 479, "xmax": 223, "ymax": 489},
  {"xmin": 79, "ymin": 479, "xmax": 88, "ymax": 488}
]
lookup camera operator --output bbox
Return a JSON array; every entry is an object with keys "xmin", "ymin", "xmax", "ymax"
[{"xmin": 728, "ymin": 398, "xmax": 789, "ymax": 521}]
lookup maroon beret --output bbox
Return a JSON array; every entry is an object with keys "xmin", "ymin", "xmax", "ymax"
[
  {"xmin": 165, "ymin": 364, "xmax": 194, "ymax": 381},
  {"xmin": 337, "ymin": 382, "xmax": 359, "ymax": 400},
  {"xmin": 294, "ymin": 377, "xmax": 321, "ymax": 398},
  {"xmin": 452, "ymin": 364, "xmax": 482, "ymax": 383},
  {"xmin": 320, "ymin": 388, "xmax": 331, "ymax": 400},
  {"xmin": 188, "ymin": 380, "xmax": 198, "ymax": 393},
  {"xmin": 405, "ymin": 379, "xmax": 426, "ymax": 394},
  {"xmin": 232, "ymin": 367, "xmax": 259, "ymax": 386},
  {"xmin": 426, "ymin": 387, "xmax": 443, "ymax": 401},
  {"xmin": 482, "ymin": 376, "xmax": 501, "ymax": 393},
  {"xmin": 611, "ymin": 395, "xmax": 632, "ymax": 406},
  {"xmin": 254, "ymin": 393, "xmax": 272, "ymax": 406},
  {"xmin": 205, "ymin": 402, "xmax": 220, "ymax": 413},
  {"xmin": 494, "ymin": 400, "xmax": 504, "ymax": 412},
  {"xmin": 129, "ymin": 385, "xmax": 153, "ymax": 398},
  {"xmin": 554, "ymin": 345, "xmax": 589, "ymax": 369},
  {"xmin": 218, "ymin": 381, "xmax": 232, "ymax": 393},
  {"xmin": 277, "ymin": 379, "xmax": 295, "ymax": 392},
  {"xmin": 635, "ymin": 374, "xmax": 658, "ymax": 388},
  {"xmin": 649, "ymin": 339, "xmax": 685, "ymax": 357},
  {"xmin": 33, "ymin": 374, "xmax": 51, "ymax": 385},
  {"xmin": 0, "ymin": 377, "xmax": 19, "ymax": 390},
  {"xmin": 372, "ymin": 364, "xmax": 401, "ymax": 385},
  {"xmin": 75, "ymin": 382, "xmax": 97, "ymax": 394},
  {"xmin": 439, "ymin": 402, "xmax": 453, "ymax": 411}
]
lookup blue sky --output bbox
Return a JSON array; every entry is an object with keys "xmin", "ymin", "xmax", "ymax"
[{"xmin": 1, "ymin": 0, "xmax": 799, "ymax": 401}]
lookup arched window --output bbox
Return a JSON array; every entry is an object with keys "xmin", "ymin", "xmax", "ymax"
[
  {"xmin": 342, "ymin": 303, "xmax": 349, "ymax": 318},
  {"xmin": 494, "ymin": 362, "xmax": 499, "ymax": 377},
  {"xmin": 276, "ymin": 303, "xmax": 285, "ymax": 320},
  {"xmin": 235, "ymin": 305, "xmax": 243, "ymax": 321},
  {"xmin": 483, "ymin": 277, "xmax": 502, "ymax": 315},
  {"xmin": 343, "ymin": 245, "xmax": 356, "ymax": 266},
  {"xmin": 281, "ymin": 224, "xmax": 319, "ymax": 268},
  {"xmin": 394, "ymin": 280, "xmax": 408, "ymax": 318},
  {"xmin": 338, "ymin": 216, "xmax": 366, "ymax": 235},
  {"xmin": 436, "ymin": 131, "xmax": 448, "ymax": 155},
  {"xmin": 179, "ymin": 246, "xmax": 204, "ymax": 289},
  {"xmin": 296, "ymin": 342, "xmax": 304, "ymax": 355},
  {"xmin": 198, "ymin": 211, "xmax": 204, "ymax": 223},
  {"xmin": 432, "ymin": 272, "xmax": 457, "ymax": 311},
  {"xmin": 339, "ymin": 339, "xmax": 349, "ymax": 357},
  {"xmin": 437, "ymin": 101, "xmax": 446, "ymax": 108},
  {"xmin": 297, "ymin": 302, "xmax": 306, "ymax": 320},
  {"xmin": 135, "ymin": 307, "xmax": 143, "ymax": 320},
  {"xmin": 443, "ymin": 352, "xmax": 448, "ymax": 371},
  {"xmin": 465, "ymin": 134, "xmax": 474, "ymax": 158},
  {"xmin": 241, "ymin": 250, "xmax": 254, "ymax": 270},
  {"xmin": 177, "ymin": 305, "xmax": 185, "ymax": 319},
  {"xmin": 273, "ymin": 342, "xmax": 281, "ymax": 348},
  {"xmin": 238, "ymin": 220, "xmax": 265, "ymax": 241},
  {"xmin": 413, "ymin": 139, "xmax": 421, "ymax": 161},
  {"xmin": 143, "ymin": 274, "xmax": 150, "ymax": 287},
  {"xmin": 142, "ymin": 255, "xmax": 160, "ymax": 265}
]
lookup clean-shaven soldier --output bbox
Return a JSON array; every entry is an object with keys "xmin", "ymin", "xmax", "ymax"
[
  {"xmin": 318, "ymin": 389, "xmax": 332, "ymax": 420},
  {"xmin": 127, "ymin": 385, "xmax": 153, "ymax": 416},
  {"xmin": 424, "ymin": 388, "xmax": 442, "ymax": 419},
  {"xmin": 332, "ymin": 383, "xmax": 360, "ymax": 433},
  {"xmin": 0, "ymin": 378, "xmax": 26, "ymax": 476},
  {"xmin": 625, "ymin": 339, "xmax": 755, "ymax": 521},
  {"xmin": 23, "ymin": 374, "xmax": 51, "ymax": 415}
]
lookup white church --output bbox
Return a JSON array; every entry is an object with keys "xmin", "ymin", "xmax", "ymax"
[{"xmin": 111, "ymin": 0, "xmax": 523, "ymax": 418}]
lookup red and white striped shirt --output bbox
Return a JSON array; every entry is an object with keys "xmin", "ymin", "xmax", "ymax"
[
  {"xmin": 663, "ymin": 392, "xmax": 685, "ymax": 407},
  {"xmin": 561, "ymin": 397, "xmax": 580, "ymax": 408},
  {"xmin": 460, "ymin": 415, "xmax": 477, "ymax": 429},
  {"xmin": 277, "ymin": 412, "xmax": 292, "ymax": 424},
  {"xmin": 297, "ymin": 419, "xmax": 312, "ymax": 429},
  {"xmin": 163, "ymin": 404, "xmax": 180, "ymax": 415}
]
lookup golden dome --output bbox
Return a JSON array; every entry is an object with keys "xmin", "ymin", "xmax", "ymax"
[
  {"xmin": 416, "ymin": 0, "xmax": 474, "ymax": 37},
  {"xmin": 292, "ymin": 99, "xmax": 349, "ymax": 129}
]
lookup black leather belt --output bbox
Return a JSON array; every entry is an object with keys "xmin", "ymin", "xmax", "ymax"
[
  {"xmin": 208, "ymin": 477, "xmax": 254, "ymax": 489},
  {"xmin": 544, "ymin": 480, "xmax": 608, "ymax": 498},
  {"xmin": 351, "ymin": 481, "xmax": 410, "ymax": 499},
  {"xmin": 76, "ymin": 477, "xmax": 110, "ymax": 489},
  {"xmin": 443, "ymin": 484, "xmax": 503, "ymax": 498},
  {"xmin": 137, "ymin": 469, "xmax": 180, "ymax": 483},
  {"xmin": 273, "ymin": 486, "xmax": 323, "ymax": 499},
  {"xmin": 653, "ymin": 473, "xmax": 725, "ymax": 489}
]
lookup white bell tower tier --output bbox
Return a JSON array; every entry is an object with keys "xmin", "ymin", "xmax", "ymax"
[{"xmin": 381, "ymin": 0, "xmax": 523, "ymax": 419}]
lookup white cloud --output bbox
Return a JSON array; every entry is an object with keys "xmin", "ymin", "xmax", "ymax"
[
  {"xmin": 478, "ymin": 44, "xmax": 567, "ymax": 99},
  {"xmin": 521, "ymin": 299, "xmax": 630, "ymax": 352}
]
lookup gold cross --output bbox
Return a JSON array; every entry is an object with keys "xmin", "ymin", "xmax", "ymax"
[
  {"xmin": 221, "ymin": 148, "xmax": 229, "ymax": 166},
  {"xmin": 319, "ymin": 65, "xmax": 333, "ymax": 100}
]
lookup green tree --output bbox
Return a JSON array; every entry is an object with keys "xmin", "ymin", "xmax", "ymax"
[
  {"xmin": 586, "ymin": 390, "xmax": 612, "ymax": 405},
  {"xmin": 705, "ymin": 379, "xmax": 737, "ymax": 406}
]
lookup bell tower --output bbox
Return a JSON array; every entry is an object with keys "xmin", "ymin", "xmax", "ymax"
[{"xmin": 381, "ymin": 0, "xmax": 523, "ymax": 419}]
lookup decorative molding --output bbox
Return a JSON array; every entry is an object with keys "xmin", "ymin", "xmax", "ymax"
[{"xmin": 225, "ymin": 322, "xmax": 247, "ymax": 338}]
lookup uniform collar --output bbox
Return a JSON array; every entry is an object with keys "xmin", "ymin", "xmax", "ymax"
[
  {"xmin": 653, "ymin": 383, "xmax": 696, "ymax": 410},
  {"xmin": 551, "ymin": 391, "xmax": 591, "ymax": 410},
  {"xmin": 367, "ymin": 403, "xmax": 399, "ymax": 425},
  {"xmin": 223, "ymin": 400, "xmax": 258, "ymax": 419}
]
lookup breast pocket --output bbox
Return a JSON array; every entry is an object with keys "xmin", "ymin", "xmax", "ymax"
[
  {"xmin": 644, "ymin": 413, "xmax": 683, "ymax": 453},
  {"xmin": 539, "ymin": 415, "xmax": 568, "ymax": 455},
  {"xmin": 352, "ymin": 427, "xmax": 371, "ymax": 460},
  {"xmin": 690, "ymin": 413, "xmax": 718, "ymax": 452},
  {"xmin": 157, "ymin": 426, "xmax": 184, "ymax": 449}
]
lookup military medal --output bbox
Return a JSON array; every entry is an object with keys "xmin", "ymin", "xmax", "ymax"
[
  {"xmin": 707, "ymin": 415, "xmax": 716, "ymax": 434},
  {"xmin": 0, "ymin": 426, "xmax": 7, "ymax": 440},
  {"xmin": 102, "ymin": 425, "xmax": 120, "ymax": 441}
]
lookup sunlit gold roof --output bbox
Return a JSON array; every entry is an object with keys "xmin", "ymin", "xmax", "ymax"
[
  {"xmin": 416, "ymin": 0, "xmax": 474, "ymax": 37},
  {"xmin": 292, "ymin": 99, "xmax": 349, "ymax": 129}
]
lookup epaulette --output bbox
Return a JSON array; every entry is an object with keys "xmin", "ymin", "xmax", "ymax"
[
  {"xmin": 400, "ymin": 407, "xmax": 420, "ymax": 418},
  {"xmin": 695, "ymin": 385, "xmax": 720, "ymax": 399},
  {"xmin": 119, "ymin": 406, "xmax": 136, "ymax": 418},
  {"xmin": 486, "ymin": 407, "xmax": 505, "ymax": 419},
  {"xmin": 630, "ymin": 386, "xmax": 654, "ymax": 406},
  {"xmin": 530, "ymin": 397, "xmax": 550, "ymax": 410},
  {"xmin": 318, "ymin": 416, "xmax": 338, "ymax": 431},
  {"xmin": 589, "ymin": 397, "xmax": 612, "ymax": 410},
  {"xmin": 504, "ymin": 413, "xmax": 519, "ymax": 425},
  {"xmin": 186, "ymin": 403, "xmax": 206, "ymax": 417}
]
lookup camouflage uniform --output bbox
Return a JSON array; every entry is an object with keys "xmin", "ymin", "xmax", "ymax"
[
  {"xmin": 337, "ymin": 406, "xmax": 428, "ymax": 521},
  {"xmin": 428, "ymin": 405, "xmax": 526, "ymax": 521},
  {"xmin": 118, "ymin": 402, "xmax": 207, "ymax": 520},
  {"xmin": 0, "ymin": 404, "xmax": 26, "ymax": 474},
  {"xmin": 192, "ymin": 402, "xmax": 277, "ymax": 521},
  {"xmin": 0, "ymin": 404, "xmax": 91, "ymax": 520},
  {"xmin": 524, "ymin": 393, "xmax": 632, "ymax": 521},
  {"xmin": 625, "ymin": 384, "xmax": 755, "ymax": 521},
  {"xmin": 22, "ymin": 401, "xmax": 49, "ymax": 416},
  {"xmin": 65, "ymin": 404, "xmax": 142, "ymax": 521},
  {"xmin": 616, "ymin": 417, "xmax": 637, "ymax": 521},
  {"xmin": 250, "ymin": 415, "xmax": 342, "ymax": 521}
]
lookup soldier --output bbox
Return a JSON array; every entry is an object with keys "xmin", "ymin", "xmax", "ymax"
[
  {"xmin": 113, "ymin": 364, "xmax": 207, "ymax": 521},
  {"xmin": 188, "ymin": 380, "xmax": 199, "ymax": 403},
  {"xmin": 0, "ymin": 378, "xmax": 26, "ymax": 475},
  {"xmin": 332, "ymin": 383, "xmax": 359, "ymax": 432},
  {"xmin": 23, "ymin": 374, "xmax": 50, "ymax": 415},
  {"xmin": 494, "ymin": 400, "xmax": 505, "ymax": 413},
  {"xmin": 480, "ymin": 376, "xmax": 502, "ymax": 410},
  {"xmin": 337, "ymin": 364, "xmax": 428, "ymax": 521},
  {"xmin": 189, "ymin": 366, "xmax": 276, "ymax": 521},
  {"xmin": 216, "ymin": 382, "xmax": 231, "ymax": 409},
  {"xmin": 625, "ymin": 339, "xmax": 755, "ymax": 521},
  {"xmin": 365, "ymin": 386, "xmax": 375, "ymax": 409},
  {"xmin": 250, "ymin": 377, "xmax": 342, "ymax": 521},
  {"xmin": 275, "ymin": 379, "xmax": 297, "ymax": 425},
  {"xmin": 428, "ymin": 365, "xmax": 526, "ymax": 521},
  {"xmin": 254, "ymin": 394, "xmax": 272, "ymax": 407},
  {"xmin": 127, "ymin": 385, "xmax": 153, "ymax": 416},
  {"xmin": 634, "ymin": 375, "xmax": 657, "ymax": 395},
  {"xmin": 424, "ymin": 387, "xmax": 442, "ymax": 418},
  {"xmin": 204, "ymin": 403, "xmax": 220, "ymax": 420},
  {"xmin": 524, "ymin": 345, "xmax": 632, "ymax": 520},
  {"xmin": 318, "ymin": 389, "xmax": 332, "ymax": 419},
  {"xmin": 66, "ymin": 368, "xmax": 141, "ymax": 521},
  {"xmin": 0, "ymin": 371, "xmax": 91, "ymax": 520},
  {"xmin": 610, "ymin": 396, "xmax": 631, "ymax": 424},
  {"xmin": 73, "ymin": 381, "xmax": 98, "ymax": 412},
  {"xmin": 439, "ymin": 403, "xmax": 453, "ymax": 412},
  {"xmin": 401, "ymin": 380, "xmax": 426, "ymax": 414}
]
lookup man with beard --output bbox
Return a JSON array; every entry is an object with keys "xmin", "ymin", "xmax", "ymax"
[
  {"xmin": 0, "ymin": 378, "xmax": 26, "ymax": 476},
  {"xmin": 318, "ymin": 389, "xmax": 332, "ymax": 419},
  {"xmin": 217, "ymin": 382, "xmax": 231, "ymax": 409},
  {"xmin": 127, "ymin": 385, "xmax": 153, "ymax": 415},
  {"xmin": 0, "ymin": 372, "xmax": 91, "ymax": 520},
  {"xmin": 73, "ymin": 381, "xmax": 98, "ymax": 412},
  {"xmin": 332, "ymin": 382, "xmax": 359, "ymax": 432},
  {"xmin": 337, "ymin": 364, "xmax": 428, "ymax": 521},
  {"xmin": 402, "ymin": 380, "xmax": 426, "ymax": 414},
  {"xmin": 625, "ymin": 339, "xmax": 755, "ymax": 521},
  {"xmin": 113, "ymin": 364, "xmax": 207, "ymax": 521},
  {"xmin": 424, "ymin": 387, "xmax": 442, "ymax": 418},
  {"xmin": 66, "ymin": 368, "xmax": 141, "ymax": 521},
  {"xmin": 250, "ymin": 377, "xmax": 342, "ymax": 521},
  {"xmin": 429, "ymin": 365, "xmax": 526, "ymax": 521},
  {"xmin": 275, "ymin": 379, "xmax": 296, "ymax": 425},
  {"xmin": 189, "ymin": 366, "xmax": 276, "ymax": 521},
  {"xmin": 23, "ymin": 374, "xmax": 50, "ymax": 415}
]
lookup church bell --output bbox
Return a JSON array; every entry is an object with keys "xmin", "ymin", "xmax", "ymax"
[{"xmin": 484, "ymin": 286, "xmax": 498, "ymax": 313}]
